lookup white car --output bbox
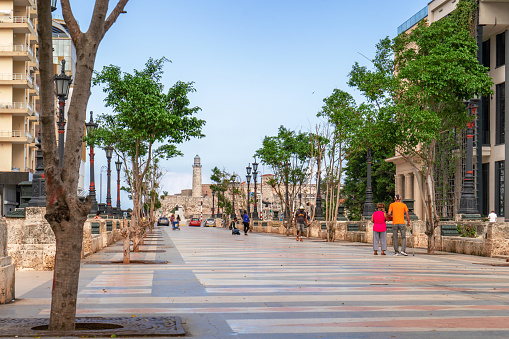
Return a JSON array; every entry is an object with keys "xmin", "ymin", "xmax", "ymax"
[{"xmin": 204, "ymin": 218, "xmax": 215, "ymax": 227}]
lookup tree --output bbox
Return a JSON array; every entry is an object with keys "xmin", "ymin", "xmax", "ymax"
[
  {"xmin": 255, "ymin": 126, "xmax": 312, "ymax": 233},
  {"xmin": 317, "ymin": 89, "xmax": 361, "ymax": 240},
  {"xmin": 342, "ymin": 146, "xmax": 395, "ymax": 220},
  {"xmin": 91, "ymin": 57, "xmax": 204, "ymax": 254},
  {"xmin": 37, "ymin": 0, "xmax": 129, "ymax": 331},
  {"xmin": 145, "ymin": 159, "xmax": 165, "ymax": 233},
  {"xmin": 348, "ymin": 1, "xmax": 493, "ymax": 253},
  {"xmin": 210, "ymin": 167, "xmax": 234, "ymax": 218}
]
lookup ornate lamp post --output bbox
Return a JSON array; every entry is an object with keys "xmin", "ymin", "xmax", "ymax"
[
  {"xmin": 362, "ymin": 148, "xmax": 376, "ymax": 218},
  {"xmin": 54, "ymin": 59, "xmax": 72, "ymax": 168},
  {"xmin": 28, "ymin": 131, "xmax": 46, "ymax": 207},
  {"xmin": 231, "ymin": 176, "xmax": 236, "ymax": 219},
  {"xmin": 211, "ymin": 190, "xmax": 215, "ymax": 218},
  {"xmin": 246, "ymin": 163, "xmax": 252, "ymax": 218},
  {"xmin": 315, "ymin": 157, "xmax": 324, "ymax": 219},
  {"xmin": 252, "ymin": 160, "xmax": 259, "ymax": 219},
  {"xmin": 85, "ymin": 111, "xmax": 98, "ymax": 214},
  {"xmin": 115, "ymin": 157, "xmax": 122, "ymax": 211},
  {"xmin": 105, "ymin": 146, "xmax": 113, "ymax": 215},
  {"xmin": 458, "ymin": 97, "xmax": 481, "ymax": 215},
  {"xmin": 51, "ymin": 0, "xmax": 57, "ymax": 11}
]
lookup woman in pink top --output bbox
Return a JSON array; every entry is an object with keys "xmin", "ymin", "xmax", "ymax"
[{"xmin": 371, "ymin": 202, "xmax": 388, "ymax": 255}]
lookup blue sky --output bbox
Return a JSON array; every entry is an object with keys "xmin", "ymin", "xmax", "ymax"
[{"xmin": 59, "ymin": 1, "xmax": 426, "ymax": 208}]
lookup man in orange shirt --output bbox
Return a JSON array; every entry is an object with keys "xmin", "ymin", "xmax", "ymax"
[{"xmin": 388, "ymin": 195, "xmax": 411, "ymax": 256}]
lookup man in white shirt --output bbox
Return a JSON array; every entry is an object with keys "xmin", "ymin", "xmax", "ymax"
[{"xmin": 488, "ymin": 210, "xmax": 497, "ymax": 223}]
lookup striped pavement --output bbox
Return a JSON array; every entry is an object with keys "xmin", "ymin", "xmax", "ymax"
[{"xmin": 3, "ymin": 226, "xmax": 509, "ymax": 338}]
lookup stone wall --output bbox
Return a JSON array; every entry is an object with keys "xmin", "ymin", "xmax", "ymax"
[
  {"xmin": 247, "ymin": 218, "xmax": 509, "ymax": 257},
  {"xmin": 0, "ymin": 218, "xmax": 15, "ymax": 303},
  {"xmin": 6, "ymin": 208, "xmax": 123, "ymax": 270},
  {"xmin": 159, "ymin": 195, "xmax": 213, "ymax": 220}
]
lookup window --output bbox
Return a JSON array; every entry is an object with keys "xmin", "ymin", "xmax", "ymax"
[
  {"xmin": 496, "ymin": 83, "xmax": 505, "ymax": 144},
  {"xmin": 482, "ymin": 95, "xmax": 490, "ymax": 145},
  {"xmin": 496, "ymin": 32, "xmax": 505, "ymax": 68},
  {"xmin": 483, "ymin": 39, "xmax": 490, "ymax": 70},
  {"xmin": 496, "ymin": 161, "xmax": 505, "ymax": 217}
]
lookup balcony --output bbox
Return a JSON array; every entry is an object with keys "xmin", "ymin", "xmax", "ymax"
[
  {"xmin": 0, "ymin": 73, "xmax": 34, "ymax": 88},
  {"xmin": 0, "ymin": 44, "xmax": 35, "ymax": 61},
  {"xmin": 0, "ymin": 102, "xmax": 34, "ymax": 116},
  {"xmin": 28, "ymin": 83, "xmax": 39, "ymax": 97},
  {"xmin": 0, "ymin": 16, "xmax": 36, "ymax": 35},
  {"xmin": 29, "ymin": 5, "xmax": 37, "ymax": 18},
  {"xmin": 29, "ymin": 30, "xmax": 38, "ymax": 43},
  {"xmin": 14, "ymin": 0, "xmax": 35, "ymax": 6},
  {"xmin": 0, "ymin": 130, "xmax": 34, "ymax": 143}
]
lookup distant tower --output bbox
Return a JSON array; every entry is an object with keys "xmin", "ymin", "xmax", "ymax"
[{"xmin": 192, "ymin": 155, "xmax": 202, "ymax": 198}]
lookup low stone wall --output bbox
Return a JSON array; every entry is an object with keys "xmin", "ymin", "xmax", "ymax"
[
  {"xmin": 6, "ymin": 208, "xmax": 123, "ymax": 270},
  {"xmin": 1, "ymin": 218, "xmax": 14, "ymax": 303},
  {"xmin": 249, "ymin": 218, "xmax": 509, "ymax": 257}
]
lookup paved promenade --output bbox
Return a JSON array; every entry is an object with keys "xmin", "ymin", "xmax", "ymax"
[{"xmin": 2, "ymin": 226, "xmax": 509, "ymax": 338}]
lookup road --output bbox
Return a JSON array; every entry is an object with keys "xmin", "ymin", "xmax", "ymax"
[{"xmin": 4, "ymin": 226, "xmax": 509, "ymax": 338}]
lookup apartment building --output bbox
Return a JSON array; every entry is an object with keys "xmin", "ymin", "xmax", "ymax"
[
  {"xmin": 0, "ymin": 1, "xmax": 81, "ymax": 215},
  {"xmin": 390, "ymin": 0, "xmax": 509, "ymax": 220},
  {"xmin": 0, "ymin": 0, "xmax": 38, "ymax": 214}
]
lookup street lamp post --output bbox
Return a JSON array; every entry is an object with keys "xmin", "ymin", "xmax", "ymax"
[
  {"xmin": 28, "ymin": 131, "xmax": 46, "ymax": 207},
  {"xmin": 315, "ymin": 157, "xmax": 324, "ymax": 219},
  {"xmin": 246, "ymin": 164, "xmax": 252, "ymax": 218},
  {"xmin": 115, "ymin": 157, "xmax": 122, "ymax": 212},
  {"xmin": 85, "ymin": 111, "xmax": 98, "ymax": 214},
  {"xmin": 231, "ymin": 176, "xmax": 236, "ymax": 219},
  {"xmin": 54, "ymin": 59, "xmax": 72, "ymax": 168},
  {"xmin": 51, "ymin": 0, "xmax": 58, "ymax": 11},
  {"xmin": 105, "ymin": 146, "xmax": 113, "ymax": 215},
  {"xmin": 252, "ymin": 160, "xmax": 259, "ymax": 219},
  {"xmin": 211, "ymin": 190, "xmax": 215, "ymax": 218},
  {"xmin": 362, "ymin": 148, "xmax": 376, "ymax": 218},
  {"xmin": 458, "ymin": 97, "xmax": 481, "ymax": 215}
]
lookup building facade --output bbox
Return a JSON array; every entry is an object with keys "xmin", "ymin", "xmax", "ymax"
[
  {"xmin": 0, "ymin": 2, "xmax": 82, "ymax": 215},
  {"xmin": 390, "ymin": 0, "xmax": 509, "ymax": 220},
  {"xmin": 0, "ymin": 0, "xmax": 38, "ymax": 214}
]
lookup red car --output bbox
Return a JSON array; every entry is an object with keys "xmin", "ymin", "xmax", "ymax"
[{"xmin": 189, "ymin": 217, "xmax": 201, "ymax": 227}]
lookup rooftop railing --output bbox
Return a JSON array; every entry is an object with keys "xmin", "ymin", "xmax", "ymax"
[{"xmin": 397, "ymin": 6, "xmax": 428, "ymax": 35}]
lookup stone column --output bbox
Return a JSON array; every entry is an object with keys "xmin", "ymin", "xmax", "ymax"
[
  {"xmin": 0, "ymin": 218, "xmax": 15, "ymax": 304},
  {"xmin": 414, "ymin": 174, "xmax": 423, "ymax": 220},
  {"xmin": 192, "ymin": 155, "xmax": 202, "ymax": 198},
  {"xmin": 404, "ymin": 173, "xmax": 413, "ymax": 200},
  {"xmin": 396, "ymin": 174, "xmax": 405, "ymax": 197}
]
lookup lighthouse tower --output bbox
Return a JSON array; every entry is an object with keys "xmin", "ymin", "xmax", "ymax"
[{"xmin": 192, "ymin": 155, "xmax": 202, "ymax": 198}]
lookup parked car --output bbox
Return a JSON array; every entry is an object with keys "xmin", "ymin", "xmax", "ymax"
[
  {"xmin": 204, "ymin": 218, "xmax": 215, "ymax": 227},
  {"xmin": 189, "ymin": 217, "xmax": 201, "ymax": 227},
  {"xmin": 157, "ymin": 217, "xmax": 170, "ymax": 226}
]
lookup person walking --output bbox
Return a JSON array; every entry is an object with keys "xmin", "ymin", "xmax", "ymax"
[
  {"xmin": 176, "ymin": 214, "xmax": 181, "ymax": 230},
  {"xmin": 388, "ymin": 195, "xmax": 411, "ymax": 256},
  {"xmin": 371, "ymin": 203, "xmax": 388, "ymax": 255},
  {"xmin": 294, "ymin": 206, "xmax": 308, "ymax": 242},
  {"xmin": 242, "ymin": 210, "xmax": 250, "ymax": 235}
]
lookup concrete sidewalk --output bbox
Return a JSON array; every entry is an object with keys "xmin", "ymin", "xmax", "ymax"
[{"xmin": 2, "ymin": 226, "xmax": 509, "ymax": 338}]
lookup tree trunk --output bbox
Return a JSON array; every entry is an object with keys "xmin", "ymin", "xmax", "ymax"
[
  {"xmin": 48, "ymin": 217, "xmax": 84, "ymax": 331},
  {"xmin": 121, "ymin": 219, "xmax": 130, "ymax": 264}
]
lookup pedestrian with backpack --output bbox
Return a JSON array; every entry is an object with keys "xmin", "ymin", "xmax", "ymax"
[
  {"xmin": 294, "ymin": 206, "xmax": 308, "ymax": 242},
  {"xmin": 388, "ymin": 195, "xmax": 411, "ymax": 256}
]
